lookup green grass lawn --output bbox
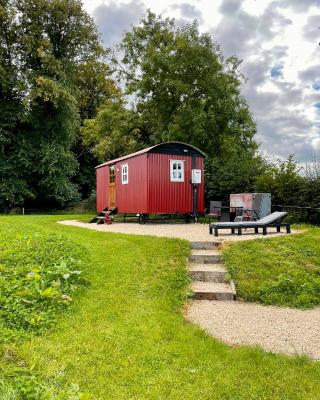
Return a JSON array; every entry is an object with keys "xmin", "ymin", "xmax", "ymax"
[
  {"xmin": 1, "ymin": 216, "xmax": 320, "ymax": 399},
  {"xmin": 223, "ymin": 226, "xmax": 320, "ymax": 308}
]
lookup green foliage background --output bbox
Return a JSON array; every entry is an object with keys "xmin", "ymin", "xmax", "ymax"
[
  {"xmin": 0, "ymin": 0, "xmax": 117, "ymax": 210},
  {"xmin": 1, "ymin": 2, "xmax": 319, "ymax": 214}
]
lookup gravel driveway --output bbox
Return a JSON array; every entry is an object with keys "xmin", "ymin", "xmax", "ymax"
[{"xmin": 58, "ymin": 220, "xmax": 294, "ymax": 242}]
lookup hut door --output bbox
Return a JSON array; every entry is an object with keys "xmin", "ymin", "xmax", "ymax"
[{"xmin": 108, "ymin": 166, "xmax": 116, "ymax": 209}]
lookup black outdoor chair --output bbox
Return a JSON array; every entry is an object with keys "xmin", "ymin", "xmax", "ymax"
[
  {"xmin": 207, "ymin": 201, "xmax": 222, "ymax": 223},
  {"xmin": 233, "ymin": 208, "xmax": 259, "ymax": 222},
  {"xmin": 209, "ymin": 211, "xmax": 291, "ymax": 237}
]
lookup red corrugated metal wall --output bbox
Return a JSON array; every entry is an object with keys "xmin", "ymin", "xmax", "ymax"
[
  {"xmin": 115, "ymin": 154, "xmax": 148, "ymax": 213},
  {"xmin": 96, "ymin": 166, "xmax": 109, "ymax": 212},
  {"xmin": 96, "ymin": 152, "xmax": 204, "ymax": 214},
  {"xmin": 147, "ymin": 154, "xmax": 204, "ymax": 213}
]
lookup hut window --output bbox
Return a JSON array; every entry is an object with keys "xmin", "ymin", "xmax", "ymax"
[
  {"xmin": 170, "ymin": 160, "xmax": 184, "ymax": 182},
  {"xmin": 121, "ymin": 164, "xmax": 129, "ymax": 184},
  {"xmin": 109, "ymin": 166, "xmax": 115, "ymax": 183}
]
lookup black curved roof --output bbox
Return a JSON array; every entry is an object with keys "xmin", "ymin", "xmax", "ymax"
[{"xmin": 96, "ymin": 142, "xmax": 206, "ymax": 168}]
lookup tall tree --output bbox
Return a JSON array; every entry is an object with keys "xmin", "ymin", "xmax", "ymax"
[
  {"xmin": 0, "ymin": 0, "xmax": 116, "ymax": 210},
  {"xmin": 118, "ymin": 11, "xmax": 257, "ymax": 159},
  {"xmin": 16, "ymin": 0, "xmax": 103, "ymax": 80},
  {"xmin": 86, "ymin": 11, "xmax": 259, "ymax": 201},
  {"xmin": 15, "ymin": 0, "xmax": 107, "ymax": 206},
  {"xmin": 73, "ymin": 60, "xmax": 121, "ymax": 197},
  {"xmin": 81, "ymin": 97, "xmax": 143, "ymax": 162},
  {"xmin": 0, "ymin": 0, "xmax": 33, "ymax": 210}
]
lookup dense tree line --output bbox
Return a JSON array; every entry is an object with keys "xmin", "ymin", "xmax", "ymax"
[
  {"xmin": 0, "ymin": 2, "xmax": 318, "ymax": 214},
  {"xmin": 0, "ymin": 0, "xmax": 117, "ymax": 210},
  {"xmin": 256, "ymin": 156, "xmax": 320, "ymax": 223}
]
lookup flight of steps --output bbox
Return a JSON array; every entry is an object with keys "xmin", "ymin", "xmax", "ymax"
[
  {"xmin": 188, "ymin": 241, "xmax": 236, "ymax": 301},
  {"xmin": 89, "ymin": 208, "xmax": 117, "ymax": 224}
]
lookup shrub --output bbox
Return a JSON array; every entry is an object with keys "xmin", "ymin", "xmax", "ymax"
[{"xmin": 0, "ymin": 222, "xmax": 88, "ymax": 399}]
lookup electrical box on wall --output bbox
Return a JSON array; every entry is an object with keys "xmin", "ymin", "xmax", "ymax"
[{"xmin": 191, "ymin": 169, "xmax": 202, "ymax": 184}]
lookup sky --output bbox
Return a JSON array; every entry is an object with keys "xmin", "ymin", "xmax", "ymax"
[{"xmin": 82, "ymin": 0, "xmax": 320, "ymax": 162}]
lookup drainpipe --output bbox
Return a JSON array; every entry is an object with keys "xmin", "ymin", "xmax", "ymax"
[{"xmin": 192, "ymin": 155, "xmax": 197, "ymax": 220}]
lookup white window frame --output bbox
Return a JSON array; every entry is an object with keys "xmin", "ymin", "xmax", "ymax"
[
  {"xmin": 170, "ymin": 160, "xmax": 184, "ymax": 182},
  {"xmin": 121, "ymin": 163, "xmax": 129, "ymax": 184}
]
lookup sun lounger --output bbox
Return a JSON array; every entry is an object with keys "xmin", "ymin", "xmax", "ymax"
[{"xmin": 209, "ymin": 211, "xmax": 290, "ymax": 237}]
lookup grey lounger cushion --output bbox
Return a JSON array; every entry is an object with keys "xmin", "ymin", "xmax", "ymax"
[{"xmin": 210, "ymin": 211, "xmax": 288, "ymax": 228}]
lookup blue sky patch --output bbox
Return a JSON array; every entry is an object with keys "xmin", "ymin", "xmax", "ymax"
[
  {"xmin": 314, "ymin": 102, "xmax": 320, "ymax": 110},
  {"xmin": 270, "ymin": 65, "xmax": 283, "ymax": 79},
  {"xmin": 312, "ymin": 81, "xmax": 320, "ymax": 91}
]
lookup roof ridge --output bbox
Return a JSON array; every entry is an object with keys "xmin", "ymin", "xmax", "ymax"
[{"xmin": 95, "ymin": 142, "xmax": 205, "ymax": 169}]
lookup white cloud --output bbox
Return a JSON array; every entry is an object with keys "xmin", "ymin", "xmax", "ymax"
[
  {"xmin": 93, "ymin": 1, "xmax": 145, "ymax": 47},
  {"xmin": 312, "ymin": 138, "xmax": 320, "ymax": 151},
  {"xmin": 82, "ymin": 0, "xmax": 320, "ymax": 162}
]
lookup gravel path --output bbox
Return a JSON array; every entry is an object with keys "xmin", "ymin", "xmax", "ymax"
[
  {"xmin": 58, "ymin": 220, "xmax": 295, "ymax": 242},
  {"xmin": 186, "ymin": 301, "xmax": 320, "ymax": 360}
]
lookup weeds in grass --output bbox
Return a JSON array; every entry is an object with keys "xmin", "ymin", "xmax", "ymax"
[
  {"xmin": 0, "ymin": 228, "xmax": 87, "ymax": 333},
  {"xmin": 0, "ymin": 221, "xmax": 88, "ymax": 398}
]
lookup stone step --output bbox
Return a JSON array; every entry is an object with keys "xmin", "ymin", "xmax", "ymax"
[
  {"xmin": 190, "ymin": 241, "xmax": 222, "ymax": 250},
  {"xmin": 188, "ymin": 264, "xmax": 227, "ymax": 282},
  {"xmin": 192, "ymin": 281, "xmax": 236, "ymax": 301},
  {"xmin": 188, "ymin": 249, "xmax": 221, "ymax": 264}
]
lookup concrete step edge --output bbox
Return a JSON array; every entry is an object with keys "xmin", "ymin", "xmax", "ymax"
[
  {"xmin": 191, "ymin": 249, "xmax": 221, "ymax": 255},
  {"xmin": 192, "ymin": 281, "xmax": 232, "ymax": 291},
  {"xmin": 230, "ymin": 280, "xmax": 237, "ymax": 297},
  {"xmin": 191, "ymin": 281, "xmax": 236, "ymax": 301},
  {"xmin": 189, "ymin": 271, "xmax": 226, "ymax": 283},
  {"xmin": 188, "ymin": 254, "xmax": 221, "ymax": 264},
  {"xmin": 190, "ymin": 241, "xmax": 222, "ymax": 250},
  {"xmin": 188, "ymin": 263, "xmax": 226, "ymax": 271},
  {"xmin": 192, "ymin": 292, "xmax": 235, "ymax": 301}
]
